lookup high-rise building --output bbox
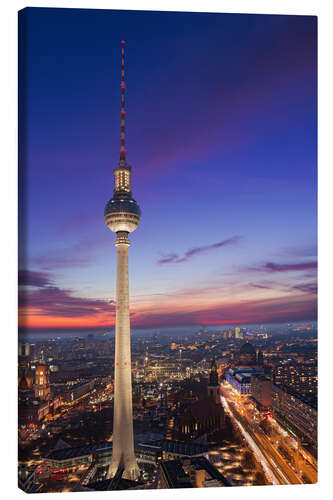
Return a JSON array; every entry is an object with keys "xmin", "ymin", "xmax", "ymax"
[
  {"xmin": 272, "ymin": 385, "xmax": 317, "ymax": 446},
  {"xmin": 257, "ymin": 349, "xmax": 264, "ymax": 367},
  {"xmin": 207, "ymin": 359, "xmax": 220, "ymax": 404},
  {"xmin": 273, "ymin": 360, "xmax": 317, "ymax": 401},
  {"xmin": 159, "ymin": 386, "xmax": 168, "ymax": 410},
  {"xmin": 227, "ymin": 328, "xmax": 233, "ymax": 339},
  {"xmin": 235, "ymin": 327, "xmax": 241, "ymax": 339},
  {"xmin": 104, "ymin": 41, "xmax": 141, "ymax": 481}
]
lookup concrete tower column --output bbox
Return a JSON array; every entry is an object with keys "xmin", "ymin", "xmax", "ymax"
[
  {"xmin": 108, "ymin": 232, "xmax": 139, "ymax": 480},
  {"xmin": 104, "ymin": 41, "xmax": 141, "ymax": 482}
]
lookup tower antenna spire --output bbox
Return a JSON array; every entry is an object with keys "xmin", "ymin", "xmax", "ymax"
[{"xmin": 120, "ymin": 40, "xmax": 126, "ymax": 163}]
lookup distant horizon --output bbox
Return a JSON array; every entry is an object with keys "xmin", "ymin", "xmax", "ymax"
[{"xmin": 18, "ymin": 320, "xmax": 317, "ymax": 342}]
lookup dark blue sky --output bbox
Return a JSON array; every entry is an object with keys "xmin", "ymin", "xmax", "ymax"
[{"xmin": 18, "ymin": 8, "xmax": 317, "ymax": 330}]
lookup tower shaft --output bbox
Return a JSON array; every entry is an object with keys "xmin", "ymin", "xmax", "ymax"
[{"xmin": 108, "ymin": 234, "xmax": 139, "ymax": 480}]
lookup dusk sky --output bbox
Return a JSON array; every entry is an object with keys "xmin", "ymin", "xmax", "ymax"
[{"xmin": 18, "ymin": 8, "xmax": 317, "ymax": 332}]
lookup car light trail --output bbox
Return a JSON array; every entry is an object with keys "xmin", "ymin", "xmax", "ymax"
[{"xmin": 221, "ymin": 395, "xmax": 286, "ymax": 485}]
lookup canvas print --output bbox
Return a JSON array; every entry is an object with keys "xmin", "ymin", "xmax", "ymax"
[{"xmin": 18, "ymin": 7, "xmax": 317, "ymax": 493}]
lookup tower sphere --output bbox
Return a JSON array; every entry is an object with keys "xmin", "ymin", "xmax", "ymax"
[{"xmin": 104, "ymin": 195, "xmax": 141, "ymax": 233}]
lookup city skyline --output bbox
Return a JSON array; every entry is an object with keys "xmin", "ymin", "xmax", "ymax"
[
  {"xmin": 18, "ymin": 8, "xmax": 317, "ymax": 332},
  {"xmin": 18, "ymin": 325, "xmax": 318, "ymax": 491}
]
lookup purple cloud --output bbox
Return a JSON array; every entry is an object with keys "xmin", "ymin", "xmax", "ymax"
[
  {"xmin": 157, "ymin": 253, "xmax": 179, "ymax": 265},
  {"xmin": 157, "ymin": 236, "xmax": 241, "ymax": 265},
  {"xmin": 247, "ymin": 261, "xmax": 317, "ymax": 273},
  {"xmin": 18, "ymin": 269, "xmax": 54, "ymax": 288},
  {"xmin": 282, "ymin": 245, "xmax": 317, "ymax": 258},
  {"xmin": 19, "ymin": 269, "xmax": 115, "ymax": 318},
  {"xmin": 30, "ymin": 236, "xmax": 108, "ymax": 270},
  {"xmin": 248, "ymin": 282, "xmax": 272, "ymax": 289},
  {"xmin": 31, "ymin": 255, "xmax": 92, "ymax": 269},
  {"xmin": 293, "ymin": 282, "xmax": 317, "ymax": 294}
]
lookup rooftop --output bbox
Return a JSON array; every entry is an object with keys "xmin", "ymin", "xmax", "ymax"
[
  {"xmin": 273, "ymin": 384, "xmax": 318, "ymax": 410},
  {"xmin": 46, "ymin": 438, "xmax": 209, "ymax": 464},
  {"xmin": 46, "ymin": 441, "xmax": 113, "ymax": 462},
  {"xmin": 160, "ymin": 460, "xmax": 192, "ymax": 488},
  {"xmin": 189, "ymin": 397, "xmax": 224, "ymax": 419},
  {"xmin": 229, "ymin": 367, "xmax": 263, "ymax": 376},
  {"xmin": 87, "ymin": 478, "xmax": 143, "ymax": 491},
  {"xmin": 138, "ymin": 439, "xmax": 208, "ymax": 457},
  {"xmin": 239, "ymin": 341, "xmax": 256, "ymax": 356},
  {"xmin": 160, "ymin": 457, "xmax": 231, "ymax": 488}
]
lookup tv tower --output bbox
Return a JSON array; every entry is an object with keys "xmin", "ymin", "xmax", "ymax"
[{"xmin": 104, "ymin": 41, "xmax": 141, "ymax": 480}]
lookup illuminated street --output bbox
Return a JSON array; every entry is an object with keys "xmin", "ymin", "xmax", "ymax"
[{"xmin": 220, "ymin": 381, "xmax": 317, "ymax": 485}]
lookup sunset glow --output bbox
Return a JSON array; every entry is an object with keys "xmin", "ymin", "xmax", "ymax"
[{"xmin": 18, "ymin": 9, "xmax": 317, "ymax": 333}]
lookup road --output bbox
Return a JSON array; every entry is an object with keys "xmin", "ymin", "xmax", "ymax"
[
  {"xmin": 270, "ymin": 423, "xmax": 317, "ymax": 483},
  {"xmin": 221, "ymin": 383, "xmax": 304, "ymax": 485}
]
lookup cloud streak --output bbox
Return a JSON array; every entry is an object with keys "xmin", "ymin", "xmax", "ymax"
[
  {"xmin": 248, "ymin": 282, "xmax": 272, "ymax": 290},
  {"xmin": 30, "ymin": 236, "xmax": 108, "ymax": 270},
  {"xmin": 18, "ymin": 269, "xmax": 54, "ymax": 288},
  {"xmin": 19, "ymin": 270, "xmax": 115, "ymax": 320},
  {"xmin": 282, "ymin": 245, "xmax": 317, "ymax": 258},
  {"xmin": 31, "ymin": 255, "xmax": 92, "ymax": 269},
  {"xmin": 247, "ymin": 261, "xmax": 317, "ymax": 274},
  {"xmin": 293, "ymin": 282, "xmax": 317, "ymax": 294},
  {"xmin": 157, "ymin": 236, "xmax": 241, "ymax": 265}
]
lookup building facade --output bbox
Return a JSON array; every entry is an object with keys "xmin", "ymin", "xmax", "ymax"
[
  {"xmin": 250, "ymin": 374, "xmax": 272, "ymax": 410},
  {"xmin": 226, "ymin": 367, "xmax": 263, "ymax": 395},
  {"xmin": 273, "ymin": 360, "xmax": 317, "ymax": 401},
  {"xmin": 271, "ymin": 385, "xmax": 317, "ymax": 446},
  {"xmin": 34, "ymin": 362, "xmax": 50, "ymax": 400}
]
